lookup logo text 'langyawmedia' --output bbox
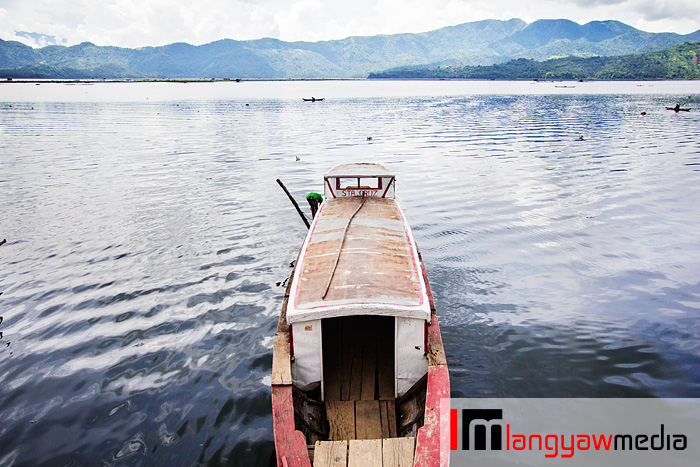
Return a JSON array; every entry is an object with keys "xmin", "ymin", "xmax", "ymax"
[{"xmin": 442, "ymin": 399, "xmax": 700, "ymax": 466}]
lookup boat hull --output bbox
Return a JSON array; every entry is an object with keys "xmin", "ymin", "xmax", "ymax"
[
  {"xmin": 271, "ymin": 253, "xmax": 449, "ymax": 466},
  {"xmin": 272, "ymin": 164, "xmax": 449, "ymax": 466}
]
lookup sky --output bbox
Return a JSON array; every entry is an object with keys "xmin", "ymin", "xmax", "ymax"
[{"xmin": 1, "ymin": 0, "xmax": 699, "ymax": 49}]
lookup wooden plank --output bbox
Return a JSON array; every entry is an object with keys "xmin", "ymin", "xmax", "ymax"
[
  {"xmin": 348, "ymin": 319, "xmax": 363, "ymax": 401},
  {"xmin": 327, "ymin": 400, "xmax": 355, "ymax": 441},
  {"xmin": 272, "ymin": 268, "xmax": 295, "ymax": 386},
  {"xmin": 387, "ymin": 400, "xmax": 397, "ymax": 438},
  {"xmin": 413, "ymin": 365, "xmax": 450, "ymax": 467},
  {"xmin": 360, "ymin": 320, "xmax": 377, "ymax": 400},
  {"xmin": 271, "ymin": 385, "xmax": 312, "ymax": 467},
  {"xmin": 272, "ymin": 331, "xmax": 292, "ymax": 385},
  {"xmin": 379, "ymin": 400, "xmax": 390, "ymax": 438},
  {"xmin": 340, "ymin": 317, "xmax": 354, "ymax": 401},
  {"xmin": 280, "ymin": 455, "xmax": 313, "ymax": 467},
  {"xmin": 355, "ymin": 400, "xmax": 382, "ymax": 440},
  {"xmin": 382, "ymin": 438, "xmax": 415, "ymax": 467},
  {"xmin": 348, "ymin": 439, "xmax": 382, "ymax": 467},
  {"xmin": 379, "ymin": 400, "xmax": 397, "ymax": 439},
  {"xmin": 323, "ymin": 318, "xmax": 342, "ymax": 401},
  {"xmin": 314, "ymin": 440, "xmax": 348, "ymax": 467},
  {"xmin": 277, "ymin": 267, "xmax": 295, "ymax": 333},
  {"xmin": 418, "ymin": 252, "xmax": 447, "ymax": 368},
  {"xmin": 425, "ymin": 313, "xmax": 447, "ymax": 367},
  {"xmin": 377, "ymin": 320, "xmax": 394, "ymax": 400}
]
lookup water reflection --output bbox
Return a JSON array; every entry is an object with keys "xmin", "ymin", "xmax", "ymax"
[{"xmin": 0, "ymin": 83, "xmax": 699, "ymax": 464}]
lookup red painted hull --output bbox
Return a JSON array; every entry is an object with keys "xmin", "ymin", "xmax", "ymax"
[
  {"xmin": 271, "ymin": 255, "xmax": 449, "ymax": 466},
  {"xmin": 272, "ymin": 166, "xmax": 448, "ymax": 465},
  {"xmin": 271, "ymin": 385, "xmax": 312, "ymax": 467}
]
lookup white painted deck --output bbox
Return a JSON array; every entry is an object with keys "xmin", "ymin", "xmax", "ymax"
[{"xmin": 286, "ymin": 197, "xmax": 431, "ymax": 324}]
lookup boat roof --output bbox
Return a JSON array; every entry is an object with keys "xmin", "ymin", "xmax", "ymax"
[
  {"xmin": 324, "ymin": 163, "xmax": 394, "ymax": 179},
  {"xmin": 286, "ymin": 197, "xmax": 431, "ymax": 324}
]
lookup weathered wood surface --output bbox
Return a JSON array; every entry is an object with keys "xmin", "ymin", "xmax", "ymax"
[
  {"xmin": 419, "ymin": 255, "xmax": 447, "ymax": 367},
  {"xmin": 326, "ymin": 399, "xmax": 398, "ymax": 443},
  {"xmin": 271, "ymin": 385, "xmax": 312, "ymax": 467},
  {"xmin": 272, "ymin": 270, "xmax": 295, "ymax": 385},
  {"xmin": 355, "ymin": 400, "xmax": 383, "ymax": 440},
  {"xmin": 271, "ymin": 331, "xmax": 292, "ymax": 385},
  {"xmin": 348, "ymin": 439, "xmax": 382, "ymax": 467},
  {"xmin": 327, "ymin": 400, "xmax": 355, "ymax": 441},
  {"xmin": 314, "ymin": 440, "xmax": 347, "ymax": 467},
  {"xmin": 324, "ymin": 316, "xmax": 394, "ymax": 403},
  {"xmin": 340, "ymin": 317, "xmax": 356, "ymax": 401},
  {"xmin": 313, "ymin": 437, "xmax": 415, "ymax": 467},
  {"xmin": 277, "ymin": 268, "xmax": 294, "ymax": 333},
  {"xmin": 323, "ymin": 318, "xmax": 343, "ymax": 401},
  {"xmin": 379, "ymin": 400, "xmax": 397, "ymax": 439},
  {"xmin": 382, "ymin": 437, "xmax": 415, "ymax": 467},
  {"xmin": 271, "ymin": 268, "xmax": 312, "ymax": 466},
  {"xmin": 377, "ymin": 328, "xmax": 394, "ymax": 400},
  {"xmin": 412, "ymin": 365, "xmax": 450, "ymax": 467},
  {"xmin": 360, "ymin": 324, "xmax": 377, "ymax": 400},
  {"xmin": 293, "ymin": 198, "xmax": 424, "ymax": 310}
]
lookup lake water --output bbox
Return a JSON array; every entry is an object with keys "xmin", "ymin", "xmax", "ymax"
[{"xmin": 1, "ymin": 80, "xmax": 700, "ymax": 465}]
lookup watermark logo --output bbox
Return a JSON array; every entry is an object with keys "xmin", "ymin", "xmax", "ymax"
[
  {"xmin": 442, "ymin": 399, "xmax": 700, "ymax": 466},
  {"xmin": 452, "ymin": 409, "xmax": 503, "ymax": 450}
]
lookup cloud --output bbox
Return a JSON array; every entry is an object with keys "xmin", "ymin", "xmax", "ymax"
[
  {"xmin": 0, "ymin": 0, "xmax": 698, "ymax": 48},
  {"xmin": 567, "ymin": 0, "xmax": 627, "ymax": 6},
  {"xmin": 629, "ymin": 0, "xmax": 700, "ymax": 22}
]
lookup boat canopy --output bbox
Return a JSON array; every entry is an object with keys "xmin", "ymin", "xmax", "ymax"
[
  {"xmin": 286, "ymin": 195, "xmax": 431, "ymax": 324},
  {"xmin": 324, "ymin": 163, "xmax": 395, "ymax": 199}
]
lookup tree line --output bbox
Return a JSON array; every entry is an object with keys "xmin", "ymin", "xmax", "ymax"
[{"xmin": 369, "ymin": 42, "xmax": 700, "ymax": 81}]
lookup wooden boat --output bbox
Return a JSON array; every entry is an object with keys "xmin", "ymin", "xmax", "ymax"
[
  {"xmin": 303, "ymin": 97, "xmax": 325, "ymax": 102},
  {"xmin": 272, "ymin": 163, "xmax": 449, "ymax": 466},
  {"xmin": 666, "ymin": 106, "xmax": 691, "ymax": 112}
]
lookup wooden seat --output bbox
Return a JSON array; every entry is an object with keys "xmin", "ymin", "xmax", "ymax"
[
  {"xmin": 314, "ymin": 440, "xmax": 347, "ymax": 467},
  {"xmin": 314, "ymin": 438, "xmax": 414, "ymax": 467}
]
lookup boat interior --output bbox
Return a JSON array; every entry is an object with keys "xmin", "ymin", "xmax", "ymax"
[{"xmin": 292, "ymin": 315, "xmax": 427, "ymax": 465}]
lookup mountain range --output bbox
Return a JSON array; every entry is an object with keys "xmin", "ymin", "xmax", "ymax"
[
  {"xmin": 2, "ymin": 19, "xmax": 700, "ymax": 79},
  {"xmin": 370, "ymin": 42, "xmax": 700, "ymax": 80}
]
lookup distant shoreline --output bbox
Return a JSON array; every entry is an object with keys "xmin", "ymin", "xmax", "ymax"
[
  {"xmin": 0, "ymin": 77, "xmax": 366, "ymax": 84},
  {"xmin": 2, "ymin": 77, "xmax": 698, "ymax": 84}
]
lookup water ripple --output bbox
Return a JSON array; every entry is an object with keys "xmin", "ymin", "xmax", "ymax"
[{"xmin": 1, "ymin": 82, "xmax": 699, "ymax": 464}]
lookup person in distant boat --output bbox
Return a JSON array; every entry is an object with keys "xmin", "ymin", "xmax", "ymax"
[{"xmin": 674, "ymin": 103, "xmax": 681, "ymax": 111}]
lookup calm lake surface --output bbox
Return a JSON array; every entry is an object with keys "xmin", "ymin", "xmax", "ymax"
[{"xmin": 1, "ymin": 80, "xmax": 700, "ymax": 465}]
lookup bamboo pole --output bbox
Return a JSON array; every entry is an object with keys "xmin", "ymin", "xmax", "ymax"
[{"xmin": 276, "ymin": 179, "xmax": 310, "ymax": 229}]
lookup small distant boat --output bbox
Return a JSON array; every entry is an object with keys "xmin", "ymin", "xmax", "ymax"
[
  {"xmin": 555, "ymin": 85, "xmax": 575, "ymax": 88},
  {"xmin": 303, "ymin": 97, "xmax": 324, "ymax": 102},
  {"xmin": 666, "ymin": 106, "xmax": 690, "ymax": 112},
  {"xmin": 271, "ymin": 163, "xmax": 449, "ymax": 467}
]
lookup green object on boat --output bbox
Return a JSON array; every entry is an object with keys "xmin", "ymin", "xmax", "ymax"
[{"xmin": 307, "ymin": 192, "xmax": 323, "ymax": 203}]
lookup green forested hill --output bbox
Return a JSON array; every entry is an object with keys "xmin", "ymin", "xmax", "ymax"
[
  {"xmin": 369, "ymin": 42, "xmax": 700, "ymax": 80},
  {"xmin": 1, "ymin": 19, "xmax": 699, "ymax": 79}
]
